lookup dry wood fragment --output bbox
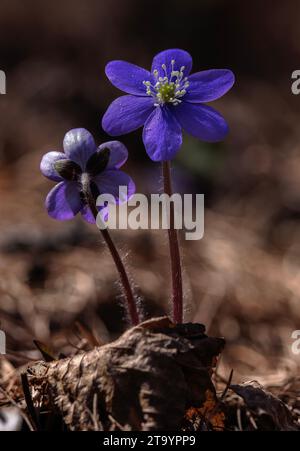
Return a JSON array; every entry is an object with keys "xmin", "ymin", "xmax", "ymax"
[
  {"xmin": 24, "ymin": 317, "xmax": 225, "ymax": 431},
  {"xmin": 229, "ymin": 382, "xmax": 298, "ymax": 431}
]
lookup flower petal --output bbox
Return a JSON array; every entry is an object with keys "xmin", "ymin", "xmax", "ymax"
[
  {"xmin": 80, "ymin": 205, "xmax": 95, "ymax": 224},
  {"xmin": 185, "ymin": 69, "xmax": 235, "ymax": 103},
  {"xmin": 82, "ymin": 170, "xmax": 135, "ymax": 224},
  {"xmin": 97, "ymin": 141, "xmax": 128, "ymax": 169},
  {"xmin": 105, "ymin": 61, "xmax": 151, "ymax": 95},
  {"xmin": 40, "ymin": 151, "xmax": 67, "ymax": 181},
  {"xmin": 45, "ymin": 181, "xmax": 82, "ymax": 221},
  {"xmin": 81, "ymin": 205, "xmax": 110, "ymax": 224},
  {"xmin": 82, "ymin": 205, "xmax": 111, "ymax": 224},
  {"xmin": 151, "ymin": 49, "xmax": 193, "ymax": 78},
  {"xmin": 174, "ymin": 103, "xmax": 229, "ymax": 142},
  {"xmin": 142, "ymin": 107, "xmax": 182, "ymax": 161},
  {"xmin": 102, "ymin": 95, "xmax": 154, "ymax": 136},
  {"xmin": 63, "ymin": 128, "xmax": 96, "ymax": 170},
  {"xmin": 93, "ymin": 169, "xmax": 135, "ymax": 204}
]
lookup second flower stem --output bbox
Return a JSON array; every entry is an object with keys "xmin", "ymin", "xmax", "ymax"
[
  {"xmin": 162, "ymin": 161, "xmax": 183, "ymax": 324},
  {"xmin": 82, "ymin": 177, "xmax": 139, "ymax": 326}
]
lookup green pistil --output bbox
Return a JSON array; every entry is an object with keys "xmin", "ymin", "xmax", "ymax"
[
  {"xmin": 159, "ymin": 83, "xmax": 176, "ymax": 103},
  {"xmin": 143, "ymin": 60, "xmax": 189, "ymax": 107}
]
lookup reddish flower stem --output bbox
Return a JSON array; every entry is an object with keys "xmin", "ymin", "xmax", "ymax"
[
  {"xmin": 162, "ymin": 161, "xmax": 183, "ymax": 324},
  {"xmin": 82, "ymin": 178, "xmax": 139, "ymax": 326}
]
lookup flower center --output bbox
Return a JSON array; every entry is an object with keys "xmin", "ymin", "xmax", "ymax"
[{"xmin": 143, "ymin": 60, "xmax": 189, "ymax": 107}]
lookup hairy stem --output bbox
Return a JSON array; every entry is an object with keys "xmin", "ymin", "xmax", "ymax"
[
  {"xmin": 162, "ymin": 161, "xmax": 183, "ymax": 323},
  {"xmin": 82, "ymin": 175, "xmax": 139, "ymax": 326}
]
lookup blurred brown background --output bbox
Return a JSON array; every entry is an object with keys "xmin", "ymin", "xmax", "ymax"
[{"xmin": 1, "ymin": 0, "xmax": 300, "ymax": 384}]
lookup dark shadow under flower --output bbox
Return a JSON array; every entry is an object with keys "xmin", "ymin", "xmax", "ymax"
[
  {"xmin": 40, "ymin": 128, "xmax": 135, "ymax": 223},
  {"xmin": 102, "ymin": 48, "xmax": 235, "ymax": 162}
]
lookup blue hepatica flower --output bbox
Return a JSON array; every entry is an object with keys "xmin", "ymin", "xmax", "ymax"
[
  {"xmin": 40, "ymin": 128, "xmax": 135, "ymax": 223},
  {"xmin": 102, "ymin": 49, "xmax": 235, "ymax": 162}
]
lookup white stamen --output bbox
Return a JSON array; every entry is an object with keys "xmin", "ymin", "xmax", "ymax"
[{"xmin": 143, "ymin": 59, "xmax": 188, "ymax": 106}]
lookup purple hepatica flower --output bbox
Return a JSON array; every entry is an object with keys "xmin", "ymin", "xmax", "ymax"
[
  {"xmin": 102, "ymin": 49, "xmax": 235, "ymax": 162},
  {"xmin": 40, "ymin": 128, "xmax": 135, "ymax": 223}
]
